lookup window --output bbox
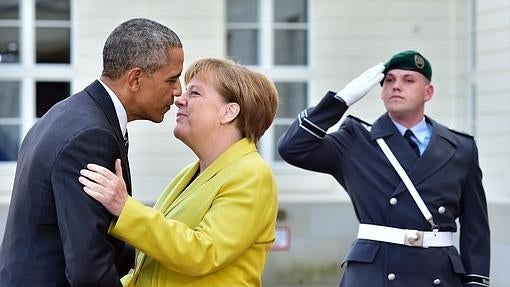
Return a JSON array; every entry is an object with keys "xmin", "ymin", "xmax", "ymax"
[
  {"xmin": 227, "ymin": 0, "xmax": 309, "ymax": 162},
  {"xmin": 0, "ymin": 0, "xmax": 20, "ymax": 63},
  {"xmin": 0, "ymin": 0, "xmax": 72, "ymax": 162},
  {"xmin": 273, "ymin": 82, "xmax": 307, "ymax": 161},
  {"xmin": 36, "ymin": 81, "xmax": 70, "ymax": 117},
  {"xmin": 0, "ymin": 81, "xmax": 20, "ymax": 161},
  {"xmin": 273, "ymin": 0, "xmax": 307, "ymax": 65},
  {"xmin": 36, "ymin": 0, "xmax": 71, "ymax": 63},
  {"xmin": 227, "ymin": 0, "xmax": 259, "ymax": 65}
]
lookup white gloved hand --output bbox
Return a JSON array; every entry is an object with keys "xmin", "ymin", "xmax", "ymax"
[{"xmin": 336, "ymin": 62, "xmax": 385, "ymax": 106}]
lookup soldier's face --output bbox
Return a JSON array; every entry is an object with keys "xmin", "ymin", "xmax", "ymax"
[{"xmin": 381, "ymin": 69, "xmax": 433, "ymax": 119}]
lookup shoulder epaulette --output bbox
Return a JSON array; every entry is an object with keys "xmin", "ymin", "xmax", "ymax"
[
  {"xmin": 449, "ymin": 128, "xmax": 474, "ymax": 138},
  {"xmin": 347, "ymin": 115, "xmax": 372, "ymax": 127}
]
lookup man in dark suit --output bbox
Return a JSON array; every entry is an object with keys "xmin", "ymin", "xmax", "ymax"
[
  {"xmin": 278, "ymin": 50, "xmax": 490, "ymax": 286},
  {"xmin": 0, "ymin": 18, "xmax": 184, "ymax": 286}
]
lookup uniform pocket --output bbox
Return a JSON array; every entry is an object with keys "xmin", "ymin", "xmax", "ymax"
[
  {"xmin": 341, "ymin": 240, "xmax": 380, "ymax": 267},
  {"xmin": 447, "ymin": 252, "xmax": 466, "ymax": 275}
]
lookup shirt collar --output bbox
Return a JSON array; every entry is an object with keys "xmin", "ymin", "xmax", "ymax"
[
  {"xmin": 98, "ymin": 79, "xmax": 128, "ymax": 136},
  {"xmin": 392, "ymin": 117, "xmax": 428, "ymax": 144}
]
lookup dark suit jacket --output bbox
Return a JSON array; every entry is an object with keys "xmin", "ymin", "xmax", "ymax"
[
  {"xmin": 0, "ymin": 81, "xmax": 134, "ymax": 286},
  {"xmin": 278, "ymin": 91, "xmax": 490, "ymax": 287}
]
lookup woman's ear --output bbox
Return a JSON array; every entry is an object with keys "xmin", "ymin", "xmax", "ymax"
[{"xmin": 220, "ymin": 102, "xmax": 240, "ymax": 124}]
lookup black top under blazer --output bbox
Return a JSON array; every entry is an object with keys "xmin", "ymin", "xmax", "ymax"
[
  {"xmin": 0, "ymin": 81, "xmax": 134, "ymax": 286},
  {"xmin": 278, "ymin": 91, "xmax": 490, "ymax": 287}
]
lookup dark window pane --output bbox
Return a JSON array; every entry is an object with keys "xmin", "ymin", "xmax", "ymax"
[
  {"xmin": 0, "ymin": 27, "xmax": 20, "ymax": 63},
  {"xmin": 274, "ymin": 29, "xmax": 307, "ymax": 65},
  {"xmin": 0, "ymin": 81, "xmax": 20, "ymax": 117},
  {"xmin": 227, "ymin": 29, "xmax": 258, "ymax": 65},
  {"xmin": 227, "ymin": 0, "xmax": 258, "ymax": 23},
  {"xmin": 36, "ymin": 0, "xmax": 70, "ymax": 20},
  {"xmin": 273, "ymin": 124, "xmax": 291, "ymax": 161},
  {"xmin": 275, "ymin": 82, "xmax": 307, "ymax": 118},
  {"xmin": 0, "ymin": 125, "xmax": 19, "ymax": 161},
  {"xmin": 274, "ymin": 0, "xmax": 307, "ymax": 23},
  {"xmin": 36, "ymin": 27, "xmax": 70, "ymax": 63},
  {"xmin": 0, "ymin": 0, "xmax": 19, "ymax": 19},
  {"xmin": 36, "ymin": 81, "xmax": 70, "ymax": 117}
]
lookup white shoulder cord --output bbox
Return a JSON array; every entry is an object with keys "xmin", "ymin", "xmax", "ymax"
[{"xmin": 376, "ymin": 138, "xmax": 438, "ymax": 231}]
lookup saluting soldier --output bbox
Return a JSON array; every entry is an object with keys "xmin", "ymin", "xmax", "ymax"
[{"xmin": 277, "ymin": 50, "xmax": 490, "ymax": 286}]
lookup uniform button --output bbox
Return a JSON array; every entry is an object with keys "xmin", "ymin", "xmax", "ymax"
[
  {"xmin": 387, "ymin": 273, "xmax": 396, "ymax": 281},
  {"xmin": 389, "ymin": 198, "xmax": 398, "ymax": 205},
  {"xmin": 438, "ymin": 206, "xmax": 446, "ymax": 214},
  {"xmin": 433, "ymin": 278, "xmax": 441, "ymax": 285}
]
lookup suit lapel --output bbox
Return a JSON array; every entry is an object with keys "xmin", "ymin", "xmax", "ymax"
[
  {"xmin": 371, "ymin": 114, "xmax": 418, "ymax": 172},
  {"xmin": 84, "ymin": 80, "xmax": 132, "ymax": 195},
  {"xmin": 154, "ymin": 162, "xmax": 200, "ymax": 214},
  {"xmin": 130, "ymin": 163, "xmax": 201, "ymax": 276},
  {"xmin": 163, "ymin": 165, "xmax": 212, "ymax": 216},
  {"xmin": 162, "ymin": 139, "xmax": 256, "ymax": 217},
  {"xmin": 132, "ymin": 162, "xmax": 215, "ymax": 276},
  {"xmin": 407, "ymin": 118, "xmax": 457, "ymax": 186},
  {"xmin": 132, "ymin": 139, "xmax": 256, "ymax": 278},
  {"xmin": 373, "ymin": 116, "xmax": 458, "ymax": 197}
]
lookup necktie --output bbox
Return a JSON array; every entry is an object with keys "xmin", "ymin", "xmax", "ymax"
[
  {"xmin": 404, "ymin": 129, "xmax": 420, "ymax": 157},
  {"xmin": 124, "ymin": 130, "xmax": 129, "ymax": 153}
]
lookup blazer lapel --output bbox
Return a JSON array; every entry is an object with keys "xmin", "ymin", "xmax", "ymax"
[
  {"xmin": 385, "ymin": 117, "xmax": 458, "ymax": 197},
  {"xmin": 164, "ymin": 166, "xmax": 212, "ymax": 216},
  {"xmin": 84, "ymin": 80, "xmax": 132, "ymax": 194},
  {"xmin": 131, "ymin": 139, "xmax": 256, "ymax": 278},
  {"xmin": 162, "ymin": 139, "xmax": 256, "ymax": 217},
  {"xmin": 408, "ymin": 118, "xmax": 457, "ymax": 186},
  {"xmin": 371, "ymin": 113, "xmax": 418, "ymax": 172},
  {"xmin": 154, "ymin": 162, "xmax": 200, "ymax": 214}
]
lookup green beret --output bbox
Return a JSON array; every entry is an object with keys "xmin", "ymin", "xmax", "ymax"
[{"xmin": 381, "ymin": 50, "xmax": 432, "ymax": 85}]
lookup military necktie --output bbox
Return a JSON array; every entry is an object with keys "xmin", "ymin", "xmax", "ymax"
[{"xmin": 404, "ymin": 129, "xmax": 420, "ymax": 157}]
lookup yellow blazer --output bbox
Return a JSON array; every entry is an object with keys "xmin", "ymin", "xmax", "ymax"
[{"xmin": 110, "ymin": 138, "xmax": 278, "ymax": 286}]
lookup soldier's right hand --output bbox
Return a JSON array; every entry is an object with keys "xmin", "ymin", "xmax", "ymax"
[{"xmin": 335, "ymin": 62, "xmax": 385, "ymax": 106}]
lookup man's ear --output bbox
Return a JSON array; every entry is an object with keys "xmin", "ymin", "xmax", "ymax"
[
  {"xmin": 424, "ymin": 84, "xmax": 434, "ymax": 103},
  {"xmin": 126, "ymin": 68, "xmax": 143, "ymax": 91},
  {"xmin": 220, "ymin": 102, "xmax": 240, "ymax": 124}
]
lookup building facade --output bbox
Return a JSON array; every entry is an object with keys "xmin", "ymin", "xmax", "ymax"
[{"xmin": 0, "ymin": 0, "xmax": 508, "ymax": 285}]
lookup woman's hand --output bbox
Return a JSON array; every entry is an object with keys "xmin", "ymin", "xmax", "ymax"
[{"xmin": 79, "ymin": 159, "xmax": 127, "ymax": 217}]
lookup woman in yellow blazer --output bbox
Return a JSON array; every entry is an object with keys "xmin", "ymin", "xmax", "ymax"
[{"xmin": 79, "ymin": 58, "xmax": 279, "ymax": 286}]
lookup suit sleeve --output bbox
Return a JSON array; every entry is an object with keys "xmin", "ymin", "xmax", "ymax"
[
  {"xmin": 110, "ymin": 160, "xmax": 278, "ymax": 276},
  {"xmin": 51, "ymin": 128, "xmax": 124, "ymax": 287},
  {"xmin": 277, "ymin": 91, "xmax": 352, "ymax": 174},
  {"xmin": 459, "ymin": 140, "xmax": 490, "ymax": 286}
]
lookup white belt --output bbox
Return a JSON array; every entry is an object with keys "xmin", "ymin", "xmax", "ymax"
[{"xmin": 357, "ymin": 224, "xmax": 454, "ymax": 248}]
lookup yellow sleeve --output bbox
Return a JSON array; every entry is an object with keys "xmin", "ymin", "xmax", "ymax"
[{"xmin": 110, "ymin": 159, "xmax": 277, "ymax": 276}]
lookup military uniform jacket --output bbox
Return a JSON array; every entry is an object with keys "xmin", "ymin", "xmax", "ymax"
[{"xmin": 277, "ymin": 92, "xmax": 490, "ymax": 287}]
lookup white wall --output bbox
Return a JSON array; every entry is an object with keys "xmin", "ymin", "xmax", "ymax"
[
  {"xmin": 0, "ymin": 0, "xmax": 493, "ymax": 204},
  {"xmin": 476, "ymin": 1, "xmax": 510, "ymax": 285},
  {"xmin": 476, "ymin": 0, "xmax": 510, "ymax": 203},
  {"xmin": 1, "ymin": 0, "xmax": 508, "ymax": 285}
]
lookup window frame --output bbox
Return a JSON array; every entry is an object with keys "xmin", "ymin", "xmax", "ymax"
[
  {"xmin": 0, "ymin": 0, "xmax": 74, "ymax": 165},
  {"xmin": 235, "ymin": 0, "xmax": 312, "ymax": 166}
]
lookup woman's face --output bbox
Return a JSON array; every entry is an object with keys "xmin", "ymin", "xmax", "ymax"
[{"xmin": 173, "ymin": 72, "xmax": 228, "ymax": 146}]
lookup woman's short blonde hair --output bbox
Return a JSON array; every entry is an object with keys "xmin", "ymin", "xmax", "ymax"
[{"xmin": 184, "ymin": 58, "xmax": 279, "ymax": 143}]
